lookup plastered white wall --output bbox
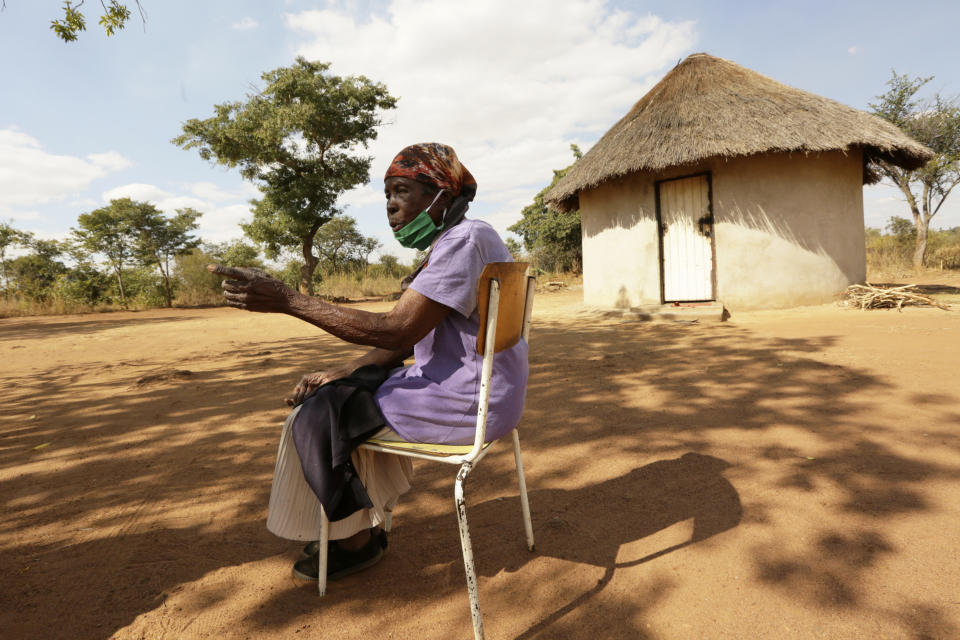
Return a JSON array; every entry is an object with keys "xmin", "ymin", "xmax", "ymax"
[{"xmin": 578, "ymin": 150, "xmax": 866, "ymax": 309}]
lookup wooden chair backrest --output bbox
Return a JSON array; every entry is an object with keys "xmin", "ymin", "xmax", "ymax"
[{"xmin": 476, "ymin": 262, "xmax": 532, "ymax": 355}]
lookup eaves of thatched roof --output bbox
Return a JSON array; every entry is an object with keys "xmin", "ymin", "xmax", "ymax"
[{"xmin": 546, "ymin": 53, "xmax": 933, "ymax": 212}]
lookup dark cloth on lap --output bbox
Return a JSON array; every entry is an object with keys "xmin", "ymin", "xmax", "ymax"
[{"xmin": 291, "ymin": 364, "xmax": 390, "ymax": 522}]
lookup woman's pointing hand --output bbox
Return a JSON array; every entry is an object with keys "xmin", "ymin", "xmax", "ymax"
[{"xmin": 207, "ymin": 264, "xmax": 297, "ymax": 313}]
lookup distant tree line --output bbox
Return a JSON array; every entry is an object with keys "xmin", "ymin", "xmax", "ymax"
[
  {"xmin": 0, "ymin": 205, "xmax": 408, "ymax": 317},
  {"xmin": 866, "ymin": 217, "xmax": 960, "ymax": 273},
  {"xmin": 0, "ymin": 198, "xmax": 201, "ymax": 313}
]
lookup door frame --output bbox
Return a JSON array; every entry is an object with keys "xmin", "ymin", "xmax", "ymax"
[{"xmin": 654, "ymin": 171, "xmax": 718, "ymax": 303}]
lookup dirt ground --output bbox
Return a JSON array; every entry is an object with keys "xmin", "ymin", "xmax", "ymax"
[{"xmin": 2, "ymin": 283, "xmax": 960, "ymax": 640}]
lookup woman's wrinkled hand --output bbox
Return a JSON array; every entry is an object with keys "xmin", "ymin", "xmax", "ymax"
[
  {"xmin": 207, "ymin": 264, "xmax": 295, "ymax": 313},
  {"xmin": 285, "ymin": 365, "xmax": 355, "ymax": 406}
]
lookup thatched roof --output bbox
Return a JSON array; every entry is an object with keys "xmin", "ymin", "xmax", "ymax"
[{"xmin": 546, "ymin": 53, "xmax": 933, "ymax": 211}]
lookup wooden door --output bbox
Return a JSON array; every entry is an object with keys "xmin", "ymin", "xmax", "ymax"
[{"xmin": 657, "ymin": 174, "xmax": 715, "ymax": 302}]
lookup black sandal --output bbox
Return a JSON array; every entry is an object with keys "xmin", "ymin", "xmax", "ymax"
[
  {"xmin": 293, "ymin": 530, "xmax": 387, "ymax": 581},
  {"xmin": 301, "ymin": 528, "xmax": 387, "ymax": 557}
]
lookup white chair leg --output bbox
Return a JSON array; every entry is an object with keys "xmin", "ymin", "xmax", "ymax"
[
  {"xmin": 455, "ymin": 463, "xmax": 485, "ymax": 640},
  {"xmin": 383, "ymin": 510, "xmax": 393, "ymax": 533},
  {"xmin": 318, "ymin": 510, "xmax": 329, "ymax": 595},
  {"xmin": 511, "ymin": 430, "xmax": 535, "ymax": 552}
]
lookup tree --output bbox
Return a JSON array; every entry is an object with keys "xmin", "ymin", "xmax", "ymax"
[
  {"xmin": 372, "ymin": 254, "xmax": 407, "ymax": 280},
  {"xmin": 130, "ymin": 206, "xmax": 201, "ymax": 307},
  {"xmin": 217, "ymin": 239, "xmax": 264, "ymax": 269},
  {"xmin": 0, "ymin": 221, "xmax": 32, "ymax": 290},
  {"xmin": 313, "ymin": 215, "xmax": 381, "ymax": 274},
  {"xmin": 870, "ymin": 72, "xmax": 960, "ymax": 268},
  {"xmin": 504, "ymin": 237, "xmax": 524, "ymax": 260},
  {"xmin": 72, "ymin": 199, "xmax": 139, "ymax": 306},
  {"xmin": 0, "ymin": 1, "xmax": 147, "ymax": 42},
  {"xmin": 8, "ymin": 239, "xmax": 66, "ymax": 301},
  {"xmin": 173, "ymin": 57, "xmax": 397, "ymax": 294},
  {"xmin": 509, "ymin": 144, "xmax": 584, "ymax": 273}
]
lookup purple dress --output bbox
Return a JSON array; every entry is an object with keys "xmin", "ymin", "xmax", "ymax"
[{"xmin": 374, "ymin": 219, "xmax": 529, "ymax": 445}]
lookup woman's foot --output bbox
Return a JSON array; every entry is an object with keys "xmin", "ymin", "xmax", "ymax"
[
  {"xmin": 301, "ymin": 528, "xmax": 387, "ymax": 557},
  {"xmin": 293, "ymin": 529, "xmax": 387, "ymax": 581}
]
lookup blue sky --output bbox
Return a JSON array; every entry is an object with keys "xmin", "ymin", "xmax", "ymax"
[{"xmin": 1, "ymin": 0, "xmax": 958, "ymax": 263}]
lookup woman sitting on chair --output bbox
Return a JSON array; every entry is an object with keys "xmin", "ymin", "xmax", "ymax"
[{"xmin": 209, "ymin": 143, "xmax": 528, "ymax": 582}]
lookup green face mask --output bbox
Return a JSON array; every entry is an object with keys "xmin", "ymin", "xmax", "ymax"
[{"xmin": 394, "ymin": 190, "xmax": 445, "ymax": 250}]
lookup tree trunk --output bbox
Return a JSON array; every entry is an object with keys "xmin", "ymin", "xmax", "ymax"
[
  {"xmin": 299, "ymin": 224, "xmax": 321, "ymax": 295},
  {"xmin": 114, "ymin": 266, "xmax": 127, "ymax": 307},
  {"xmin": 912, "ymin": 223, "xmax": 929, "ymax": 269},
  {"xmin": 159, "ymin": 267, "xmax": 173, "ymax": 307},
  {"xmin": 158, "ymin": 253, "xmax": 173, "ymax": 307},
  {"xmin": 912, "ymin": 182, "xmax": 932, "ymax": 270},
  {"xmin": 893, "ymin": 178, "xmax": 927, "ymax": 270}
]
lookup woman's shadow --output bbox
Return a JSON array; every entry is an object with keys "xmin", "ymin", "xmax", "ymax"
[{"xmin": 462, "ymin": 452, "xmax": 742, "ymax": 637}]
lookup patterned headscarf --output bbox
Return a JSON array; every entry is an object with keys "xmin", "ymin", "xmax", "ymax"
[{"xmin": 384, "ymin": 143, "xmax": 477, "ymax": 201}]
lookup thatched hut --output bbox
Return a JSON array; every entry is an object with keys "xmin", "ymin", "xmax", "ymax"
[{"xmin": 546, "ymin": 53, "xmax": 931, "ymax": 310}]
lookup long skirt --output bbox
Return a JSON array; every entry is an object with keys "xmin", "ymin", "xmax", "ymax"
[{"xmin": 266, "ymin": 405, "xmax": 413, "ymax": 541}]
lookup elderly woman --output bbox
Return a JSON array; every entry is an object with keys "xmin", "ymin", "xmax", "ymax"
[{"xmin": 210, "ymin": 143, "xmax": 528, "ymax": 582}]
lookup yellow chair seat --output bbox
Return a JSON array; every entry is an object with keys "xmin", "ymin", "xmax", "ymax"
[{"xmin": 364, "ymin": 437, "xmax": 492, "ymax": 457}]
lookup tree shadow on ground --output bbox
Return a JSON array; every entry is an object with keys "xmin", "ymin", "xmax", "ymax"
[
  {"xmin": 0, "ymin": 312, "xmax": 196, "ymax": 341},
  {"xmin": 873, "ymin": 283, "xmax": 960, "ymax": 296},
  {"xmin": 2, "ymin": 314, "xmax": 959, "ymax": 639}
]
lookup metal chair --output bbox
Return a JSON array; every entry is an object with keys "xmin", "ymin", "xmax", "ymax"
[{"xmin": 316, "ymin": 261, "xmax": 536, "ymax": 640}]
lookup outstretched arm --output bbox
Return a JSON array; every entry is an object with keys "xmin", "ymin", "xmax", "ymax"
[{"xmin": 208, "ymin": 265, "xmax": 450, "ymax": 352}]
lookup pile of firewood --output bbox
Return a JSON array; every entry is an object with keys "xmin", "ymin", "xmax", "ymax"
[{"xmin": 841, "ymin": 283, "xmax": 951, "ymax": 311}]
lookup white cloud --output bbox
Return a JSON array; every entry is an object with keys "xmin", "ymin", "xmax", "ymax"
[
  {"xmin": 286, "ymin": 0, "xmax": 695, "ymax": 220},
  {"xmin": 102, "ymin": 183, "xmax": 173, "ymax": 203},
  {"xmin": 232, "ymin": 17, "xmax": 259, "ymax": 30},
  {"xmin": 7, "ymin": 209, "xmax": 43, "ymax": 222},
  {"xmin": 88, "ymin": 151, "xmax": 134, "ymax": 172},
  {"xmin": 0, "ymin": 128, "xmax": 132, "ymax": 209},
  {"xmin": 848, "ymin": 45, "xmax": 859, "ymax": 55},
  {"xmin": 188, "ymin": 182, "xmax": 243, "ymax": 202}
]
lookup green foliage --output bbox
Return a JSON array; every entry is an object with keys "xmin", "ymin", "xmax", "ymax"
[
  {"xmin": 504, "ymin": 237, "xmax": 524, "ymax": 260},
  {"xmin": 122, "ymin": 265, "xmax": 167, "ymax": 308},
  {"xmin": 48, "ymin": 1, "xmax": 140, "ymax": 42},
  {"xmin": 509, "ymin": 144, "xmax": 583, "ymax": 273},
  {"xmin": 72, "ymin": 199, "xmax": 138, "ymax": 304},
  {"xmin": 275, "ymin": 259, "xmax": 306, "ymax": 290},
  {"xmin": 216, "ymin": 239, "xmax": 264, "ymax": 269},
  {"xmin": 313, "ymin": 215, "xmax": 381, "ymax": 275},
  {"xmin": 368, "ymin": 254, "xmax": 409, "ymax": 280},
  {"xmin": 0, "ymin": 220, "xmax": 33, "ymax": 290},
  {"xmin": 7, "ymin": 240, "xmax": 66, "ymax": 302},
  {"xmin": 130, "ymin": 205, "xmax": 200, "ymax": 307},
  {"xmin": 172, "ymin": 247, "xmax": 219, "ymax": 306},
  {"xmin": 51, "ymin": 263, "xmax": 113, "ymax": 306},
  {"xmin": 870, "ymin": 72, "xmax": 960, "ymax": 267},
  {"xmin": 173, "ymin": 57, "xmax": 397, "ymax": 295},
  {"xmin": 886, "ymin": 216, "xmax": 916, "ymax": 241},
  {"xmin": 71, "ymin": 198, "xmax": 201, "ymax": 307}
]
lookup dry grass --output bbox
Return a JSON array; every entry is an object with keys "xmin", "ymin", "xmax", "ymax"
[
  {"xmin": 316, "ymin": 272, "xmax": 403, "ymax": 300},
  {"xmin": 0, "ymin": 297, "xmax": 122, "ymax": 318}
]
